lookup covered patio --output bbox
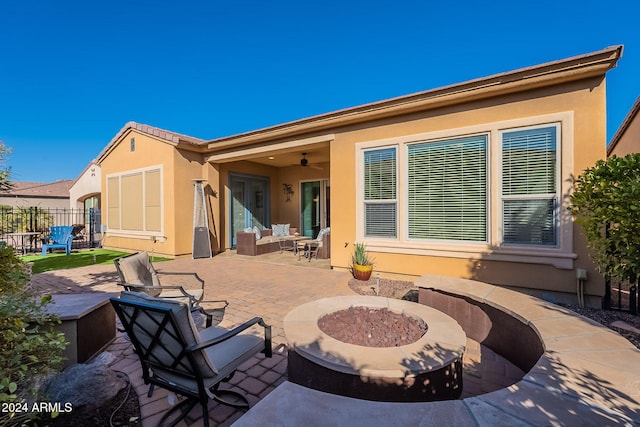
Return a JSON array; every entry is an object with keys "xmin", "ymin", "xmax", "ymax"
[{"xmin": 208, "ymin": 137, "xmax": 331, "ymax": 252}]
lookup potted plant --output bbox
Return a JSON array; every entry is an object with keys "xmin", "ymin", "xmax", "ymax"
[{"xmin": 351, "ymin": 242, "xmax": 374, "ymax": 281}]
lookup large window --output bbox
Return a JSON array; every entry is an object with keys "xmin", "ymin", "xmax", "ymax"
[
  {"xmin": 408, "ymin": 135, "xmax": 487, "ymax": 242},
  {"xmin": 501, "ymin": 125, "xmax": 558, "ymax": 246},
  {"xmin": 358, "ymin": 116, "xmax": 569, "ymax": 266},
  {"xmin": 363, "ymin": 147, "xmax": 397, "ymax": 238},
  {"xmin": 107, "ymin": 167, "xmax": 162, "ymax": 235}
]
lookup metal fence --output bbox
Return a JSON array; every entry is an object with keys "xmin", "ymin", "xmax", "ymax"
[
  {"xmin": 605, "ymin": 278, "xmax": 639, "ymax": 315},
  {"xmin": 0, "ymin": 207, "xmax": 102, "ymax": 252}
]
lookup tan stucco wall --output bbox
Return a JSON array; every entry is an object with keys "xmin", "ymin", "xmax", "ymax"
[
  {"xmin": 97, "ymin": 70, "xmax": 610, "ymax": 300},
  {"xmin": 277, "ymin": 163, "xmax": 329, "ymax": 228},
  {"xmin": 202, "ymin": 162, "xmax": 221, "ymax": 253},
  {"xmin": 99, "ymin": 130, "xmax": 206, "ymax": 258},
  {"xmin": 608, "ymin": 110, "xmax": 640, "ymax": 157},
  {"xmin": 69, "ymin": 164, "xmax": 101, "ymax": 209},
  {"xmin": 170, "ymin": 149, "xmax": 213, "ymax": 256},
  {"xmin": 330, "ymin": 76, "xmax": 607, "ymax": 298}
]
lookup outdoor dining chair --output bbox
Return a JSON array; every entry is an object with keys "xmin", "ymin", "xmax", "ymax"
[
  {"xmin": 114, "ymin": 251, "xmax": 227, "ymax": 327},
  {"xmin": 302, "ymin": 227, "xmax": 331, "ymax": 262},
  {"xmin": 111, "ymin": 291, "xmax": 272, "ymax": 427}
]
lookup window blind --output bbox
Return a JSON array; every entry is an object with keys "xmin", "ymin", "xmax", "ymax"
[
  {"xmin": 121, "ymin": 173, "xmax": 143, "ymax": 230},
  {"xmin": 364, "ymin": 147, "xmax": 397, "ymax": 238},
  {"xmin": 365, "ymin": 203, "xmax": 397, "ymax": 237},
  {"xmin": 107, "ymin": 176, "xmax": 120, "ymax": 229},
  {"xmin": 407, "ymin": 135, "xmax": 487, "ymax": 242},
  {"xmin": 503, "ymin": 199, "xmax": 556, "ymax": 245},
  {"xmin": 145, "ymin": 170, "xmax": 162, "ymax": 232},
  {"xmin": 502, "ymin": 126, "xmax": 558, "ymax": 246},
  {"xmin": 106, "ymin": 168, "xmax": 162, "ymax": 234},
  {"xmin": 503, "ymin": 127, "xmax": 556, "ymax": 195}
]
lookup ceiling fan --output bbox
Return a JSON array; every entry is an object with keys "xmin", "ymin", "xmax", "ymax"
[{"xmin": 297, "ymin": 153, "xmax": 323, "ymax": 170}]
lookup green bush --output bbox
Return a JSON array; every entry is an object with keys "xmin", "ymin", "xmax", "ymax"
[
  {"xmin": 570, "ymin": 153, "xmax": 640, "ymax": 285},
  {"xmin": 0, "ymin": 245, "xmax": 66, "ymax": 426}
]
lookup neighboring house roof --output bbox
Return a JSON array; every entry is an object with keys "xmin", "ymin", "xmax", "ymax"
[
  {"xmin": 607, "ymin": 96, "xmax": 640, "ymax": 156},
  {"xmin": 1, "ymin": 180, "xmax": 74, "ymax": 199},
  {"xmin": 96, "ymin": 121, "xmax": 207, "ymax": 164},
  {"xmin": 205, "ymin": 45, "xmax": 623, "ymax": 151}
]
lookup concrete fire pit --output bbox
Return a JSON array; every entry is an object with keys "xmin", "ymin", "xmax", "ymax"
[{"xmin": 284, "ymin": 295, "xmax": 466, "ymax": 401}]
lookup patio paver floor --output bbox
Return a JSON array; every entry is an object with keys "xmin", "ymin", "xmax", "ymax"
[{"xmin": 30, "ymin": 252, "xmax": 521, "ymax": 426}]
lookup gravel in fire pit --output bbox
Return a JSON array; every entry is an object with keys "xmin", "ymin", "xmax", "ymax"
[{"xmin": 317, "ymin": 306, "xmax": 427, "ymax": 347}]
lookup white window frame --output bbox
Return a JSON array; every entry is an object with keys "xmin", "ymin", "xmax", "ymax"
[
  {"xmin": 362, "ymin": 146, "xmax": 398, "ymax": 239},
  {"xmin": 355, "ymin": 111, "xmax": 575, "ymax": 269},
  {"xmin": 499, "ymin": 123, "xmax": 561, "ymax": 247},
  {"xmin": 406, "ymin": 134, "xmax": 489, "ymax": 243},
  {"xmin": 106, "ymin": 165, "xmax": 164, "ymax": 239}
]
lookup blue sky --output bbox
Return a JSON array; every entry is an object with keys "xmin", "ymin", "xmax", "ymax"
[{"xmin": 1, "ymin": 0, "xmax": 638, "ymax": 183}]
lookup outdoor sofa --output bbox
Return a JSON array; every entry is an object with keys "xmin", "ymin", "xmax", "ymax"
[
  {"xmin": 236, "ymin": 226, "xmax": 297, "ymax": 256},
  {"xmin": 236, "ymin": 225, "xmax": 330, "ymax": 259}
]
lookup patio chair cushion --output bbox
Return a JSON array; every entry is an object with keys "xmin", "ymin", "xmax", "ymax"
[
  {"xmin": 119, "ymin": 291, "xmax": 265, "ymax": 397},
  {"xmin": 118, "ymin": 291, "xmax": 218, "ymax": 375},
  {"xmin": 153, "ymin": 325, "xmax": 265, "ymax": 399},
  {"xmin": 117, "ymin": 252, "xmax": 162, "ymax": 297},
  {"xmin": 199, "ymin": 326, "xmax": 265, "ymax": 382}
]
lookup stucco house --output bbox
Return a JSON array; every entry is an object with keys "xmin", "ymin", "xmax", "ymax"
[
  {"xmin": 0, "ymin": 180, "xmax": 74, "ymax": 209},
  {"xmin": 608, "ymin": 96, "xmax": 640, "ymax": 157},
  {"xmin": 69, "ymin": 161, "xmax": 101, "ymax": 211},
  {"xmin": 97, "ymin": 45, "xmax": 623, "ymax": 304}
]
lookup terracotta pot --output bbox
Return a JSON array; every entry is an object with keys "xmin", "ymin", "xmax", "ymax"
[{"xmin": 352, "ymin": 264, "xmax": 373, "ymax": 281}]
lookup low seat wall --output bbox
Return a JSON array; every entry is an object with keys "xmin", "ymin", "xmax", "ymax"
[
  {"xmin": 234, "ymin": 275, "xmax": 640, "ymax": 426},
  {"xmin": 418, "ymin": 288, "xmax": 543, "ymax": 373}
]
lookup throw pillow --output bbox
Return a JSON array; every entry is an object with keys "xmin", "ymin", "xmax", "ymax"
[
  {"xmin": 282, "ymin": 224, "xmax": 290, "ymax": 236},
  {"xmin": 272, "ymin": 224, "xmax": 285, "ymax": 236},
  {"xmin": 252, "ymin": 225, "xmax": 261, "ymax": 240}
]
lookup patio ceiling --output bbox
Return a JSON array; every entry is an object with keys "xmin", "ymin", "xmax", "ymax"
[{"xmin": 205, "ymin": 134, "xmax": 332, "ymax": 168}]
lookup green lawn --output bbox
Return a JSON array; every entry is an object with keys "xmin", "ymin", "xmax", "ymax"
[{"xmin": 21, "ymin": 249, "xmax": 170, "ymax": 274}]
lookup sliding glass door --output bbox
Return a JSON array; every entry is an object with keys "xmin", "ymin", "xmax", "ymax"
[
  {"xmin": 230, "ymin": 173, "xmax": 269, "ymax": 247},
  {"xmin": 300, "ymin": 180, "xmax": 330, "ymax": 238}
]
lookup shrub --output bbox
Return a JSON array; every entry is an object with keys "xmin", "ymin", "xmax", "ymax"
[
  {"xmin": 0, "ymin": 245, "xmax": 66, "ymax": 426},
  {"xmin": 570, "ymin": 153, "xmax": 640, "ymax": 287}
]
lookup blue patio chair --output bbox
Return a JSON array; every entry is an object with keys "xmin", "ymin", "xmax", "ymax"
[{"xmin": 41, "ymin": 226, "xmax": 74, "ymax": 256}]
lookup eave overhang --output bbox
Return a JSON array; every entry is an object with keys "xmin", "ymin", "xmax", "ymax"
[
  {"xmin": 205, "ymin": 45, "xmax": 623, "ymax": 154},
  {"xmin": 96, "ymin": 122, "xmax": 207, "ymax": 165}
]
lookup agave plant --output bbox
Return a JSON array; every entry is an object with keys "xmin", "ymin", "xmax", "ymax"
[{"xmin": 351, "ymin": 242, "xmax": 373, "ymax": 266}]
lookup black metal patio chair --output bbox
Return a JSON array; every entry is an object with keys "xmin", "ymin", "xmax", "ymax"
[
  {"xmin": 114, "ymin": 251, "xmax": 227, "ymax": 327},
  {"xmin": 111, "ymin": 291, "xmax": 272, "ymax": 427}
]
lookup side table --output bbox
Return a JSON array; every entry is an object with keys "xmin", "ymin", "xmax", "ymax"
[{"xmin": 45, "ymin": 293, "xmax": 116, "ymax": 367}]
